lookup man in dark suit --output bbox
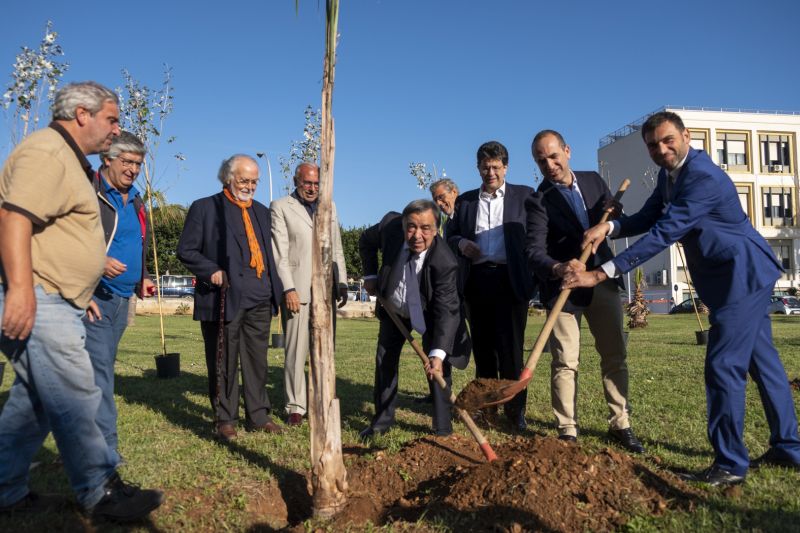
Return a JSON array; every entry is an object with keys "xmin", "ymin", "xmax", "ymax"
[
  {"xmin": 178, "ymin": 154, "xmax": 284, "ymax": 441},
  {"xmin": 430, "ymin": 178, "xmax": 459, "ymax": 239},
  {"xmin": 359, "ymin": 200, "xmax": 471, "ymax": 438},
  {"xmin": 566, "ymin": 111, "xmax": 800, "ymax": 485},
  {"xmin": 526, "ymin": 130, "xmax": 644, "ymax": 453},
  {"xmin": 447, "ymin": 141, "xmax": 536, "ymax": 431}
]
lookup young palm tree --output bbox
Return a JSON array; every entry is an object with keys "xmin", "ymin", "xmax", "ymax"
[{"xmin": 627, "ymin": 268, "xmax": 650, "ymax": 329}]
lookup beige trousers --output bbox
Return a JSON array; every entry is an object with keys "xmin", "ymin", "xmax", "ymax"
[
  {"xmin": 548, "ymin": 279, "xmax": 630, "ymax": 437},
  {"xmin": 281, "ymin": 302, "xmax": 310, "ymax": 416}
]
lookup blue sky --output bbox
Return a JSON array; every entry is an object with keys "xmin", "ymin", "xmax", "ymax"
[{"xmin": 2, "ymin": 0, "xmax": 799, "ymax": 228}]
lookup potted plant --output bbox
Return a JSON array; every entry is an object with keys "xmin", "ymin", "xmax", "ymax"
[{"xmin": 626, "ymin": 268, "xmax": 650, "ymax": 329}]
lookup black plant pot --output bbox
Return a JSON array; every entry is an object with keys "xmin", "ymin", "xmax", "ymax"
[
  {"xmin": 271, "ymin": 333, "xmax": 285, "ymax": 349},
  {"xmin": 695, "ymin": 330, "xmax": 709, "ymax": 346},
  {"xmin": 155, "ymin": 353, "xmax": 180, "ymax": 379}
]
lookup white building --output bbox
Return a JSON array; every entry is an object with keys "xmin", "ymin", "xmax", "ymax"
[{"xmin": 597, "ymin": 106, "xmax": 800, "ymax": 305}]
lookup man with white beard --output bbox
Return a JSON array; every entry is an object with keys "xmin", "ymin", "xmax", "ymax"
[{"xmin": 178, "ymin": 155, "xmax": 284, "ymax": 441}]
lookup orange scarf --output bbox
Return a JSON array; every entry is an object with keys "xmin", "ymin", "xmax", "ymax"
[{"xmin": 223, "ymin": 188, "xmax": 266, "ymax": 278}]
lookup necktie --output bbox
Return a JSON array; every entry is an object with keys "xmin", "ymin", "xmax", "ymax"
[
  {"xmin": 405, "ymin": 256, "xmax": 427, "ymax": 335},
  {"xmin": 567, "ymin": 187, "xmax": 590, "ymax": 230}
]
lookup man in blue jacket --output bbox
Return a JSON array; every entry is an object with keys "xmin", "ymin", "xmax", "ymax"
[{"xmin": 564, "ymin": 111, "xmax": 800, "ymax": 485}]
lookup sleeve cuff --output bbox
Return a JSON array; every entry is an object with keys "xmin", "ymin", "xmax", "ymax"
[
  {"xmin": 429, "ymin": 348, "xmax": 447, "ymax": 360},
  {"xmin": 607, "ymin": 220, "xmax": 620, "ymax": 238},
  {"xmin": 363, "ymin": 275, "xmax": 378, "ymax": 281},
  {"xmin": 600, "ymin": 260, "xmax": 620, "ymax": 279}
]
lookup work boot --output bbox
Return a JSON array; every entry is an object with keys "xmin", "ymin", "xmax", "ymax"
[{"xmin": 89, "ymin": 473, "xmax": 163, "ymax": 522}]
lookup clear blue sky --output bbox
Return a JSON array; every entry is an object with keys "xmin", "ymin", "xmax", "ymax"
[{"xmin": 2, "ymin": 0, "xmax": 798, "ymax": 228}]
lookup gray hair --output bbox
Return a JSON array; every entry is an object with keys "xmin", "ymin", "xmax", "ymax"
[
  {"xmin": 100, "ymin": 131, "xmax": 146, "ymax": 163},
  {"xmin": 429, "ymin": 178, "xmax": 458, "ymax": 196},
  {"xmin": 401, "ymin": 199, "xmax": 441, "ymax": 229},
  {"xmin": 217, "ymin": 154, "xmax": 259, "ymax": 185},
  {"xmin": 51, "ymin": 81, "xmax": 118, "ymax": 120}
]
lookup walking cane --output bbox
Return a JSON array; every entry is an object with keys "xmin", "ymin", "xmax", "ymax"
[
  {"xmin": 215, "ymin": 274, "xmax": 229, "ymax": 422},
  {"xmin": 376, "ymin": 295, "xmax": 497, "ymax": 462}
]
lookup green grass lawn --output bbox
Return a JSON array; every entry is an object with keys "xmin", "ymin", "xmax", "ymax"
[{"xmin": 1, "ymin": 312, "xmax": 800, "ymax": 531}]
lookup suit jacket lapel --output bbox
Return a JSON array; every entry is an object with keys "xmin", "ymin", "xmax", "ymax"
[
  {"xmin": 465, "ymin": 196, "xmax": 478, "ymax": 240},
  {"xmin": 541, "ymin": 180, "xmax": 584, "ymax": 235},
  {"xmin": 287, "ymin": 196, "xmax": 313, "ymax": 228}
]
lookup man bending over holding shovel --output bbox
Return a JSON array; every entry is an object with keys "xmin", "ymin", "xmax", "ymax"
[{"xmin": 358, "ymin": 200, "xmax": 471, "ymax": 439}]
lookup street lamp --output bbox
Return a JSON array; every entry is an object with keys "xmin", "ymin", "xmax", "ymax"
[{"xmin": 256, "ymin": 152, "xmax": 274, "ymax": 203}]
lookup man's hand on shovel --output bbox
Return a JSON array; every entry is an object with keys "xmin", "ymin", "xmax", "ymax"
[{"xmin": 425, "ymin": 357, "xmax": 443, "ymax": 380}]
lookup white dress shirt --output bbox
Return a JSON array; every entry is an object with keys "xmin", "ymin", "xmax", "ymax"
[{"xmin": 464, "ymin": 181, "xmax": 507, "ymax": 264}]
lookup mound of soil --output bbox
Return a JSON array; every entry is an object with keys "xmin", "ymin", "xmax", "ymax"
[
  {"xmin": 327, "ymin": 434, "xmax": 702, "ymax": 532},
  {"xmin": 790, "ymin": 378, "xmax": 800, "ymax": 392},
  {"xmin": 455, "ymin": 378, "xmax": 520, "ymax": 411}
]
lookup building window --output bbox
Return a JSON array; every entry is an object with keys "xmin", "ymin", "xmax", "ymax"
[
  {"xmin": 768, "ymin": 239, "xmax": 793, "ymax": 279},
  {"xmin": 716, "ymin": 131, "xmax": 750, "ymax": 172},
  {"xmin": 689, "ymin": 129, "xmax": 709, "ymax": 152},
  {"xmin": 762, "ymin": 187, "xmax": 794, "ymax": 226},
  {"xmin": 735, "ymin": 183, "xmax": 753, "ymax": 223},
  {"xmin": 759, "ymin": 133, "xmax": 793, "ymax": 174}
]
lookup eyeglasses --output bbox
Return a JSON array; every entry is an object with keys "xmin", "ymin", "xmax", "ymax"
[
  {"xmin": 118, "ymin": 157, "xmax": 143, "ymax": 169},
  {"xmin": 234, "ymin": 178, "xmax": 259, "ymax": 187},
  {"xmin": 300, "ymin": 181, "xmax": 320, "ymax": 189}
]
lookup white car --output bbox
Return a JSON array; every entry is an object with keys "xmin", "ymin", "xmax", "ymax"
[{"xmin": 769, "ymin": 295, "xmax": 800, "ymax": 315}]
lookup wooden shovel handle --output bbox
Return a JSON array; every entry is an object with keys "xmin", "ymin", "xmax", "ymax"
[
  {"xmin": 523, "ymin": 179, "xmax": 631, "ymax": 376},
  {"xmin": 377, "ymin": 296, "xmax": 497, "ymax": 462}
]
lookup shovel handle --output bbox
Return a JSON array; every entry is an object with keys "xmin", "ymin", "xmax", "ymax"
[
  {"xmin": 377, "ymin": 296, "xmax": 497, "ymax": 462},
  {"xmin": 524, "ymin": 179, "xmax": 631, "ymax": 374}
]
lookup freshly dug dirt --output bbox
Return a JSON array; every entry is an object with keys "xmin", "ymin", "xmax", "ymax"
[
  {"xmin": 322, "ymin": 434, "xmax": 702, "ymax": 532},
  {"xmin": 455, "ymin": 378, "xmax": 520, "ymax": 411},
  {"xmin": 790, "ymin": 378, "xmax": 800, "ymax": 392}
]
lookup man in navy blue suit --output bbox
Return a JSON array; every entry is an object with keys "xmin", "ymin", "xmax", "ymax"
[
  {"xmin": 448, "ymin": 141, "xmax": 536, "ymax": 431},
  {"xmin": 564, "ymin": 111, "xmax": 800, "ymax": 485}
]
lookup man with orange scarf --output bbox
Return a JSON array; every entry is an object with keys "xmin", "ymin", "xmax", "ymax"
[{"xmin": 178, "ymin": 154, "xmax": 284, "ymax": 441}]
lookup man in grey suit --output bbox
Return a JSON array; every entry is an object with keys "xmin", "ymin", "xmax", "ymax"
[{"xmin": 270, "ymin": 162, "xmax": 347, "ymax": 427}]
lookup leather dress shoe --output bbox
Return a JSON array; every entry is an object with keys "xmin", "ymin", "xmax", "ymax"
[
  {"xmin": 558, "ymin": 434, "xmax": 577, "ymax": 442},
  {"xmin": 679, "ymin": 464, "xmax": 745, "ymax": 487},
  {"xmin": 246, "ymin": 419, "xmax": 283, "ymax": 434},
  {"xmin": 215, "ymin": 422, "xmax": 238, "ymax": 441},
  {"xmin": 358, "ymin": 426, "xmax": 388, "ymax": 440},
  {"xmin": 751, "ymin": 448, "xmax": 800, "ymax": 470},
  {"xmin": 287, "ymin": 413, "xmax": 304, "ymax": 427},
  {"xmin": 608, "ymin": 427, "xmax": 645, "ymax": 454}
]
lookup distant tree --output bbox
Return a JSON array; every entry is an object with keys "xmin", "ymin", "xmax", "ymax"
[
  {"xmin": 146, "ymin": 204, "xmax": 189, "ymax": 276},
  {"xmin": 340, "ymin": 225, "xmax": 365, "ymax": 280},
  {"xmin": 279, "ymin": 105, "xmax": 321, "ymax": 196},
  {"xmin": 2, "ymin": 21, "xmax": 68, "ymax": 146}
]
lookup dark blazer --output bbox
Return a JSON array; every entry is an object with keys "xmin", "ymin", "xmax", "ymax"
[
  {"xmin": 177, "ymin": 192, "xmax": 282, "ymax": 321},
  {"xmin": 359, "ymin": 212, "xmax": 471, "ymax": 369},
  {"xmin": 613, "ymin": 148, "xmax": 781, "ymax": 310},
  {"xmin": 527, "ymin": 171, "xmax": 622, "ymax": 312},
  {"xmin": 447, "ymin": 182, "xmax": 536, "ymax": 303}
]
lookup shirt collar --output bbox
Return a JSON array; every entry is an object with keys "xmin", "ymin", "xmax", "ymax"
[
  {"xmin": 98, "ymin": 169, "xmax": 140, "ymax": 198},
  {"xmin": 292, "ymin": 188, "xmax": 318, "ymax": 208},
  {"xmin": 480, "ymin": 180, "xmax": 506, "ymax": 199},
  {"xmin": 49, "ymin": 121, "xmax": 94, "ymax": 182},
  {"xmin": 551, "ymin": 171, "xmax": 579, "ymax": 191}
]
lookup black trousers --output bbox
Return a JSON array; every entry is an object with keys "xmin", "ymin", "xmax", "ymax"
[
  {"xmin": 200, "ymin": 303, "xmax": 272, "ymax": 425},
  {"xmin": 465, "ymin": 263, "xmax": 528, "ymax": 417},
  {"xmin": 371, "ymin": 315, "xmax": 453, "ymax": 434}
]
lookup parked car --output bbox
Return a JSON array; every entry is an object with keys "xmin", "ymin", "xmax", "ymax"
[
  {"xmin": 769, "ymin": 295, "xmax": 800, "ymax": 315},
  {"xmin": 159, "ymin": 275, "xmax": 195, "ymax": 298},
  {"xmin": 668, "ymin": 297, "xmax": 704, "ymax": 314}
]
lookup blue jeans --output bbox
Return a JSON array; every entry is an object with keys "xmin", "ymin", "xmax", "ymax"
[
  {"xmin": 0, "ymin": 286, "xmax": 117, "ymax": 509},
  {"xmin": 83, "ymin": 286, "xmax": 130, "ymax": 464}
]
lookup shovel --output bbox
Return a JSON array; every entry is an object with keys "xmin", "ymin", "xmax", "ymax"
[
  {"xmin": 376, "ymin": 296, "xmax": 498, "ymax": 462},
  {"xmin": 478, "ymin": 179, "xmax": 631, "ymax": 408}
]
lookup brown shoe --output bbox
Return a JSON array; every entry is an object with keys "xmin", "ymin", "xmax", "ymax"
[
  {"xmin": 287, "ymin": 413, "xmax": 303, "ymax": 427},
  {"xmin": 246, "ymin": 418, "xmax": 283, "ymax": 434},
  {"xmin": 215, "ymin": 422, "xmax": 237, "ymax": 441}
]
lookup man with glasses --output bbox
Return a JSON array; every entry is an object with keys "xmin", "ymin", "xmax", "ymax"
[
  {"xmin": 85, "ymin": 131, "xmax": 155, "ymax": 465},
  {"xmin": 358, "ymin": 200, "xmax": 471, "ymax": 439},
  {"xmin": 178, "ymin": 154, "xmax": 284, "ymax": 441},
  {"xmin": 270, "ymin": 162, "xmax": 348, "ymax": 427}
]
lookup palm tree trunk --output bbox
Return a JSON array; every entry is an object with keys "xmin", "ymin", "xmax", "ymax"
[{"xmin": 308, "ymin": 0, "xmax": 347, "ymax": 518}]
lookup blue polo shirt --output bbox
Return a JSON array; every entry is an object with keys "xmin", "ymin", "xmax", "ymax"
[{"xmin": 99, "ymin": 177, "xmax": 143, "ymax": 297}]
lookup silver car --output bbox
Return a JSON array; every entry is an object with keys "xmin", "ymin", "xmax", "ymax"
[{"xmin": 769, "ymin": 295, "xmax": 800, "ymax": 315}]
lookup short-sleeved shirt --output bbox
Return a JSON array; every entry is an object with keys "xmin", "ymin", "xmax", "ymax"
[
  {"xmin": 0, "ymin": 126, "xmax": 106, "ymax": 308},
  {"xmin": 99, "ymin": 176, "xmax": 143, "ymax": 297}
]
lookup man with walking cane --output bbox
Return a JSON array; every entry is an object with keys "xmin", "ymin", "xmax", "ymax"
[{"xmin": 178, "ymin": 154, "xmax": 283, "ymax": 441}]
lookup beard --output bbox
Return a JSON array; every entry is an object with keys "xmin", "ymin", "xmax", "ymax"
[{"xmin": 229, "ymin": 184, "xmax": 254, "ymax": 202}]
